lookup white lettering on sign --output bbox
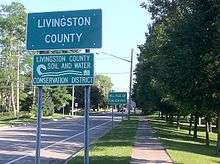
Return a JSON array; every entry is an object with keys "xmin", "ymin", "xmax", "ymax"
[
  {"xmin": 69, "ymin": 55, "xmax": 90, "ymax": 62},
  {"xmin": 33, "ymin": 77, "xmax": 68, "ymax": 84},
  {"xmin": 36, "ymin": 55, "xmax": 91, "ymax": 63},
  {"xmin": 45, "ymin": 33, "xmax": 82, "ymax": 44},
  {"xmin": 61, "ymin": 63, "xmax": 72, "ymax": 69},
  {"xmin": 71, "ymin": 77, "xmax": 93, "ymax": 84},
  {"xmin": 74, "ymin": 62, "xmax": 91, "ymax": 69},
  {"xmin": 36, "ymin": 56, "xmax": 66, "ymax": 63},
  {"xmin": 37, "ymin": 17, "xmax": 91, "ymax": 28}
]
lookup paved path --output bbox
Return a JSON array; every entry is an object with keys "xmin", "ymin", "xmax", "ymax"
[
  {"xmin": 0, "ymin": 113, "xmax": 122, "ymax": 164},
  {"xmin": 130, "ymin": 117, "xmax": 173, "ymax": 164}
]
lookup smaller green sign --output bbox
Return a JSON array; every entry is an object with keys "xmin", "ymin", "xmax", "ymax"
[
  {"xmin": 108, "ymin": 92, "xmax": 127, "ymax": 105},
  {"xmin": 32, "ymin": 53, "xmax": 94, "ymax": 86}
]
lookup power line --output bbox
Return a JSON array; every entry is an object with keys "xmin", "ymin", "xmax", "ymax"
[
  {"xmin": 95, "ymin": 52, "xmax": 131, "ymax": 63},
  {"xmin": 96, "ymin": 72, "xmax": 129, "ymax": 75}
]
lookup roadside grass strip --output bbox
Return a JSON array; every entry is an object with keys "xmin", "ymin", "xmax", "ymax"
[
  {"xmin": 148, "ymin": 116, "xmax": 220, "ymax": 164},
  {"xmin": 69, "ymin": 117, "xmax": 139, "ymax": 164},
  {"xmin": 0, "ymin": 112, "xmax": 72, "ymax": 127}
]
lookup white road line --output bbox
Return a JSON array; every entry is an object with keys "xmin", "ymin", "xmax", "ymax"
[{"xmin": 6, "ymin": 120, "xmax": 111, "ymax": 164}]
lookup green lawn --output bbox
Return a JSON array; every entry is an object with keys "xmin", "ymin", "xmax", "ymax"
[
  {"xmin": 68, "ymin": 117, "xmax": 139, "ymax": 164},
  {"xmin": 148, "ymin": 116, "xmax": 220, "ymax": 164},
  {"xmin": 0, "ymin": 112, "xmax": 73, "ymax": 127}
]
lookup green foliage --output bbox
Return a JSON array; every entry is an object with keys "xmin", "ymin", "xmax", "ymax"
[
  {"xmin": 73, "ymin": 75, "xmax": 113, "ymax": 109},
  {"xmin": 91, "ymin": 85, "xmax": 102, "ymax": 109},
  {"xmin": 30, "ymin": 104, "xmax": 37, "ymax": 117},
  {"xmin": 134, "ymin": 0, "xmax": 220, "ymax": 152},
  {"xmin": 95, "ymin": 75, "xmax": 113, "ymax": 107},
  {"xmin": 134, "ymin": 0, "xmax": 220, "ymax": 114},
  {"xmin": 0, "ymin": 2, "xmax": 30, "ymax": 114},
  {"xmin": 42, "ymin": 87, "xmax": 55, "ymax": 116},
  {"xmin": 73, "ymin": 86, "xmax": 84, "ymax": 108},
  {"xmin": 51, "ymin": 86, "xmax": 71, "ymax": 110}
]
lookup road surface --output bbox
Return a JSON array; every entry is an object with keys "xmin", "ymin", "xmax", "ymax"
[{"xmin": 0, "ymin": 112, "xmax": 123, "ymax": 164}]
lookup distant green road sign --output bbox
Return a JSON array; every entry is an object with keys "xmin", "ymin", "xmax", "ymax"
[
  {"xmin": 32, "ymin": 53, "xmax": 94, "ymax": 86},
  {"xmin": 108, "ymin": 92, "xmax": 127, "ymax": 105},
  {"xmin": 26, "ymin": 9, "xmax": 102, "ymax": 50}
]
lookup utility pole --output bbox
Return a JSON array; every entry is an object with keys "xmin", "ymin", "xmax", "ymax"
[{"xmin": 128, "ymin": 49, "xmax": 133, "ymax": 118}]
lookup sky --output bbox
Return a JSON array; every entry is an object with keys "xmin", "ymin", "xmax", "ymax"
[{"xmin": 1, "ymin": 0, "xmax": 151, "ymax": 92}]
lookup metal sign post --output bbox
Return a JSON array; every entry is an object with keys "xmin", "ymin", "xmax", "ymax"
[
  {"xmin": 35, "ymin": 86, "xmax": 43, "ymax": 164},
  {"xmin": 84, "ymin": 86, "xmax": 90, "ymax": 164},
  {"xmin": 112, "ymin": 106, "xmax": 114, "ymax": 128},
  {"xmin": 84, "ymin": 49, "xmax": 90, "ymax": 164},
  {"xmin": 72, "ymin": 85, "xmax": 75, "ymax": 116},
  {"xmin": 27, "ymin": 9, "xmax": 101, "ymax": 164},
  {"xmin": 122, "ymin": 107, "xmax": 124, "ymax": 121}
]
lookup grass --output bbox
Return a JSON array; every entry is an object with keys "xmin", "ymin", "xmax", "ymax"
[
  {"xmin": 148, "ymin": 116, "xmax": 220, "ymax": 164},
  {"xmin": 68, "ymin": 117, "xmax": 139, "ymax": 164},
  {"xmin": 0, "ymin": 112, "xmax": 73, "ymax": 127},
  {"xmin": 0, "ymin": 112, "xmax": 34, "ymax": 127}
]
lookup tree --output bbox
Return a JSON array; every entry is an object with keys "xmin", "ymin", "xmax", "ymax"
[
  {"xmin": 0, "ymin": 2, "xmax": 26, "ymax": 116},
  {"xmin": 51, "ymin": 87, "xmax": 71, "ymax": 111},
  {"xmin": 135, "ymin": 0, "xmax": 220, "ymax": 150},
  {"xmin": 71, "ymin": 75, "xmax": 113, "ymax": 110},
  {"xmin": 91, "ymin": 85, "xmax": 102, "ymax": 110},
  {"xmin": 95, "ymin": 75, "xmax": 113, "ymax": 107}
]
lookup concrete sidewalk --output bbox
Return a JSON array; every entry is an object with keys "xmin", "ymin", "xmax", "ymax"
[{"xmin": 130, "ymin": 117, "xmax": 173, "ymax": 164}]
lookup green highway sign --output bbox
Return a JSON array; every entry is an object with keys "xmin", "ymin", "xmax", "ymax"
[
  {"xmin": 26, "ymin": 9, "xmax": 102, "ymax": 50},
  {"xmin": 32, "ymin": 53, "xmax": 94, "ymax": 86},
  {"xmin": 108, "ymin": 92, "xmax": 127, "ymax": 105}
]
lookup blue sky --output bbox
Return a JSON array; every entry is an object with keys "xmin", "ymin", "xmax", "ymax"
[{"xmin": 1, "ymin": 0, "xmax": 151, "ymax": 92}]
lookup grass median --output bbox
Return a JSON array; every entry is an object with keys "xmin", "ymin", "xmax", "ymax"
[
  {"xmin": 148, "ymin": 116, "xmax": 220, "ymax": 164},
  {"xmin": 68, "ymin": 117, "xmax": 139, "ymax": 164}
]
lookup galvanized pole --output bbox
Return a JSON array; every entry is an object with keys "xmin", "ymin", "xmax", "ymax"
[
  {"xmin": 112, "ymin": 106, "xmax": 114, "ymax": 128},
  {"xmin": 128, "ymin": 49, "xmax": 133, "ymax": 118},
  {"xmin": 122, "ymin": 107, "xmax": 124, "ymax": 121},
  {"xmin": 35, "ymin": 86, "xmax": 43, "ymax": 164},
  {"xmin": 63, "ymin": 106, "xmax": 65, "ymax": 117},
  {"xmin": 84, "ymin": 49, "xmax": 90, "ymax": 164},
  {"xmin": 72, "ymin": 85, "xmax": 75, "ymax": 116}
]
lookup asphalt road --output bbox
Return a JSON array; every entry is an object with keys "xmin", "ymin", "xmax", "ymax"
[{"xmin": 0, "ymin": 112, "xmax": 124, "ymax": 164}]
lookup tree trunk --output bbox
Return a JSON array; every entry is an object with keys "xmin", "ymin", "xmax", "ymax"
[
  {"xmin": 216, "ymin": 112, "xmax": 220, "ymax": 156},
  {"xmin": 205, "ymin": 116, "xmax": 210, "ymax": 146},
  {"xmin": 177, "ymin": 114, "xmax": 180, "ymax": 130},
  {"xmin": 208, "ymin": 116, "xmax": 212, "ymax": 133},
  {"xmin": 198, "ymin": 117, "xmax": 202, "ymax": 126},
  {"xmin": 189, "ymin": 113, "xmax": 193, "ymax": 135},
  {"xmin": 165, "ymin": 114, "xmax": 168, "ymax": 122},
  {"xmin": 194, "ymin": 113, "xmax": 199, "ymax": 139},
  {"xmin": 169, "ymin": 114, "xmax": 174, "ymax": 123},
  {"xmin": 33, "ymin": 86, "xmax": 36, "ymax": 106},
  {"xmin": 11, "ymin": 83, "xmax": 16, "ymax": 117},
  {"xmin": 16, "ymin": 54, "xmax": 20, "ymax": 115},
  {"xmin": 161, "ymin": 112, "xmax": 164, "ymax": 119}
]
